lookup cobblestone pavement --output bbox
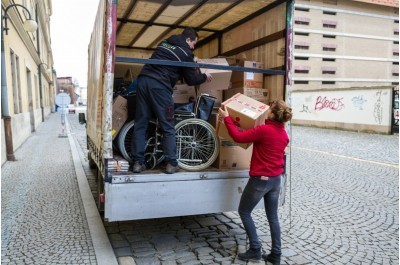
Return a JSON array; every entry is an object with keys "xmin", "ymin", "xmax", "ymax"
[
  {"xmin": 68, "ymin": 113, "xmax": 399, "ymax": 265},
  {"xmin": 1, "ymin": 114, "xmax": 97, "ymax": 265}
]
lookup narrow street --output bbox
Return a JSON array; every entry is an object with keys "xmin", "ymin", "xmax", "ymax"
[{"xmin": 67, "ymin": 112, "xmax": 399, "ymax": 265}]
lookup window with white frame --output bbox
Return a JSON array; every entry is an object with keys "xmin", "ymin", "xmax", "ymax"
[{"xmin": 10, "ymin": 50, "xmax": 22, "ymax": 114}]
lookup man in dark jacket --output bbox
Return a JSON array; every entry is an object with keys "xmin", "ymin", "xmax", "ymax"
[{"xmin": 133, "ymin": 27, "xmax": 212, "ymax": 174}]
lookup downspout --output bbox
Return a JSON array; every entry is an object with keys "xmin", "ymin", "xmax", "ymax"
[
  {"xmin": 36, "ymin": 3, "xmax": 44, "ymax": 122},
  {"xmin": 1, "ymin": 9, "xmax": 16, "ymax": 161}
]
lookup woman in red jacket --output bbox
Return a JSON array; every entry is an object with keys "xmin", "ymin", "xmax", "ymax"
[{"xmin": 218, "ymin": 100, "xmax": 292, "ymax": 265}]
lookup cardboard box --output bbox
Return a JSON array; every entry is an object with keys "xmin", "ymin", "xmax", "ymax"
[
  {"xmin": 224, "ymin": 87, "xmax": 269, "ymax": 104},
  {"xmin": 230, "ymin": 60, "xmax": 264, "ymax": 89},
  {"xmin": 197, "ymin": 58, "xmax": 232, "ymax": 90},
  {"xmin": 172, "ymin": 84, "xmax": 195, "ymax": 103},
  {"xmin": 216, "ymin": 93, "xmax": 269, "ymax": 149},
  {"xmin": 112, "ymin": 96, "xmax": 128, "ymax": 140},
  {"xmin": 213, "ymin": 140, "xmax": 253, "ymax": 169}
]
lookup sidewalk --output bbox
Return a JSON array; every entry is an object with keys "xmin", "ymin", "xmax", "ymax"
[{"xmin": 1, "ymin": 113, "xmax": 117, "ymax": 265}]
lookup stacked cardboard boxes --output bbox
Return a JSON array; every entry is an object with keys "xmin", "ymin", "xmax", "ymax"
[
  {"xmin": 224, "ymin": 60, "xmax": 268, "ymax": 104},
  {"xmin": 172, "ymin": 58, "xmax": 232, "ymax": 106}
]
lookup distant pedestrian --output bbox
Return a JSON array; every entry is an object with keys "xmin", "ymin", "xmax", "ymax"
[{"xmin": 218, "ymin": 100, "xmax": 292, "ymax": 264}]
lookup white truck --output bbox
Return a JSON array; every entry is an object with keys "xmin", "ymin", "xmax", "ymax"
[{"xmin": 83, "ymin": 0, "xmax": 294, "ymax": 222}]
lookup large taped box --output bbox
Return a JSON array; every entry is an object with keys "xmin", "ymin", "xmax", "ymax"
[
  {"xmin": 112, "ymin": 96, "xmax": 128, "ymax": 140},
  {"xmin": 230, "ymin": 60, "xmax": 264, "ymax": 89},
  {"xmin": 217, "ymin": 93, "xmax": 268, "ymax": 149},
  {"xmin": 198, "ymin": 58, "xmax": 232, "ymax": 90},
  {"xmin": 213, "ymin": 140, "xmax": 253, "ymax": 169}
]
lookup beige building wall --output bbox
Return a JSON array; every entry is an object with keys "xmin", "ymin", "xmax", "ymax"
[
  {"xmin": 1, "ymin": 0, "xmax": 54, "ymax": 165},
  {"xmin": 291, "ymin": 0, "xmax": 399, "ymax": 133}
]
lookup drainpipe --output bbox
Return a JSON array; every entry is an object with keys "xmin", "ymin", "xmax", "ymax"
[
  {"xmin": 36, "ymin": 3, "xmax": 44, "ymax": 122},
  {"xmin": 1, "ymin": 10, "xmax": 16, "ymax": 161}
]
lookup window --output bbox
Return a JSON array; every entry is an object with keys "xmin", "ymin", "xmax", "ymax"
[
  {"xmin": 395, "ymin": 20, "xmax": 399, "ymax": 24},
  {"xmin": 295, "ymin": 56, "xmax": 309, "ymax": 60},
  {"xmin": 323, "ymin": 47, "xmax": 336, "ymax": 51},
  {"xmin": 323, "ymin": 34, "xmax": 336, "ymax": 38},
  {"xmin": 295, "ymin": 70, "xmax": 309, "ymax": 74},
  {"xmin": 322, "ymin": 70, "xmax": 336, "ymax": 74},
  {"xmin": 394, "ymin": 30, "xmax": 399, "ymax": 35},
  {"xmin": 294, "ymin": 66, "xmax": 310, "ymax": 74},
  {"xmin": 294, "ymin": 80, "xmax": 309, "ymax": 84},
  {"xmin": 295, "ymin": 21, "xmax": 310, "ymax": 25},
  {"xmin": 322, "ymin": 81, "xmax": 335, "ymax": 85},
  {"xmin": 393, "ymin": 72, "xmax": 399, "ymax": 77},
  {"xmin": 295, "ymin": 32, "xmax": 309, "ymax": 36},
  {"xmin": 323, "ymin": 58, "xmax": 336, "ymax": 62},
  {"xmin": 394, "ymin": 41, "xmax": 399, "ymax": 44},
  {"xmin": 10, "ymin": 50, "xmax": 22, "ymax": 114},
  {"xmin": 392, "ymin": 82, "xmax": 399, "ymax": 85},
  {"xmin": 295, "ymin": 42, "xmax": 310, "ymax": 50},
  {"xmin": 393, "ymin": 62, "xmax": 399, "ymax": 65},
  {"xmin": 295, "ymin": 7, "xmax": 310, "ymax": 12},
  {"xmin": 322, "ymin": 44, "xmax": 337, "ymax": 52},
  {"xmin": 323, "ymin": 20, "xmax": 337, "ymax": 28},
  {"xmin": 394, "ymin": 52, "xmax": 399, "ymax": 56},
  {"xmin": 295, "ymin": 17, "xmax": 310, "ymax": 26},
  {"xmin": 323, "ymin": 23, "xmax": 336, "ymax": 28},
  {"xmin": 323, "ymin": 11, "xmax": 337, "ymax": 15}
]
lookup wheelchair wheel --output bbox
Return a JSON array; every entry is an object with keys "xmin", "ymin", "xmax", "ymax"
[
  {"xmin": 117, "ymin": 120, "xmax": 135, "ymax": 162},
  {"xmin": 175, "ymin": 118, "xmax": 219, "ymax": 171},
  {"xmin": 117, "ymin": 120, "xmax": 163, "ymax": 165}
]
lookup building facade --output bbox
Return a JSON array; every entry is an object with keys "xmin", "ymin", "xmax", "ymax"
[
  {"xmin": 291, "ymin": 0, "xmax": 399, "ymax": 133},
  {"xmin": 1, "ymin": 0, "xmax": 55, "ymax": 164}
]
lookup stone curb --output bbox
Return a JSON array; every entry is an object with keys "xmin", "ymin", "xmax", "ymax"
[{"xmin": 66, "ymin": 119, "xmax": 119, "ymax": 265}]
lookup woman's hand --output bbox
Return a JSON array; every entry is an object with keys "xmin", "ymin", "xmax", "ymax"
[{"xmin": 218, "ymin": 106, "xmax": 229, "ymax": 120}]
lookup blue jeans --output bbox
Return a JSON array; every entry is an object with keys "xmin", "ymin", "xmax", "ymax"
[{"xmin": 238, "ymin": 176, "xmax": 282, "ymax": 254}]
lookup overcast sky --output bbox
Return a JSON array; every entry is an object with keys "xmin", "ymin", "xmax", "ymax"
[{"xmin": 51, "ymin": 0, "xmax": 100, "ymax": 87}]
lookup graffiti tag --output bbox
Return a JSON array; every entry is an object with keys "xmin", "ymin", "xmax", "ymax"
[
  {"xmin": 314, "ymin": 96, "xmax": 344, "ymax": 111},
  {"xmin": 300, "ymin": 104, "xmax": 311, "ymax": 113},
  {"xmin": 373, "ymin": 91, "xmax": 383, "ymax": 124},
  {"xmin": 351, "ymin": 95, "xmax": 367, "ymax": 110}
]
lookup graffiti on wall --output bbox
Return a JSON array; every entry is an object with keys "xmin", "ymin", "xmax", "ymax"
[
  {"xmin": 373, "ymin": 90, "xmax": 383, "ymax": 124},
  {"xmin": 314, "ymin": 96, "xmax": 345, "ymax": 111},
  {"xmin": 292, "ymin": 88, "xmax": 391, "ymax": 126},
  {"xmin": 351, "ymin": 95, "xmax": 367, "ymax": 110}
]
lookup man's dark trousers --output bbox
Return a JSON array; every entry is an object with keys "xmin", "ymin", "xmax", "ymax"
[{"xmin": 133, "ymin": 76, "xmax": 178, "ymax": 166}]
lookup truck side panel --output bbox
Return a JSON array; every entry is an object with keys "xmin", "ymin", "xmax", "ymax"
[
  {"xmin": 105, "ymin": 177, "xmax": 263, "ymax": 222},
  {"xmin": 87, "ymin": 0, "xmax": 106, "ymax": 152}
]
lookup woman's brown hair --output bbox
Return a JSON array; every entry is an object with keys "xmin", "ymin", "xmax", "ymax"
[{"xmin": 269, "ymin": 100, "xmax": 292, "ymax": 123}]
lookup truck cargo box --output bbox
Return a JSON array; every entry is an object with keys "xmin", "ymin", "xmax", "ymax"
[{"xmin": 86, "ymin": 0, "xmax": 294, "ymax": 221}]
